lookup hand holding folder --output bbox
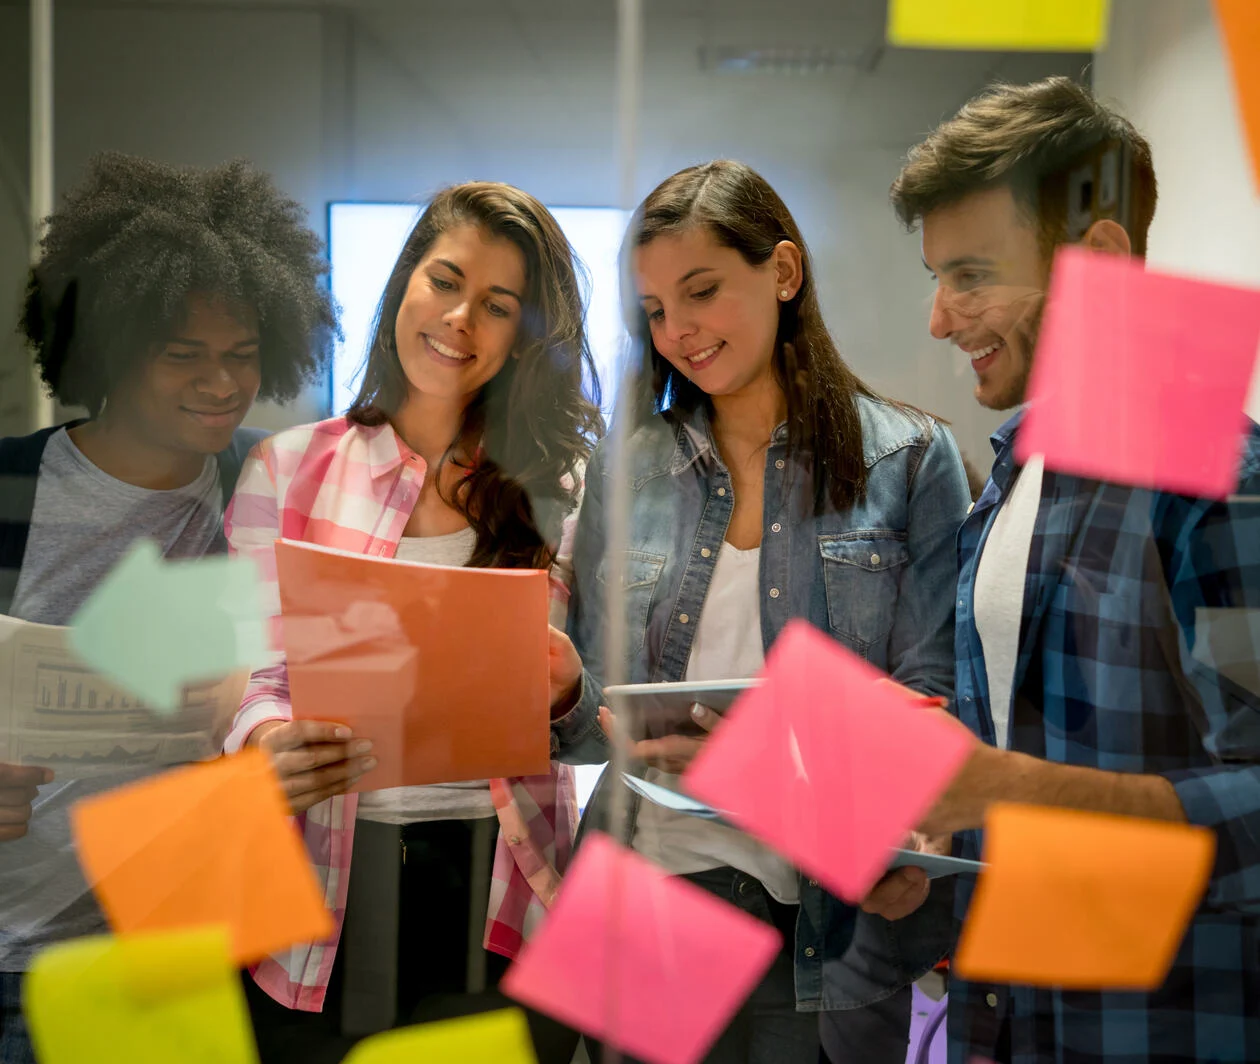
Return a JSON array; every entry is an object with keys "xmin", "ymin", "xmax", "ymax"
[{"xmin": 275, "ymin": 540, "xmax": 552, "ymax": 790}]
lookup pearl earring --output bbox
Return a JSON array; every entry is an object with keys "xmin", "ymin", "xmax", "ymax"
[{"xmin": 779, "ymin": 289, "xmax": 789, "ymax": 299}]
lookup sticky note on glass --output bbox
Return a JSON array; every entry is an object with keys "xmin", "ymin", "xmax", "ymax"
[
  {"xmin": 1215, "ymin": 0, "xmax": 1260, "ymax": 192},
  {"xmin": 1194, "ymin": 608, "xmax": 1260, "ymax": 697},
  {"xmin": 24, "ymin": 926, "xmax": 259, "ymax": 1064},
  {"xmin": 887, "ymin": 0, "xmax": 1109, "ymax": 51},
  {"xmin": 69, "ymin": 540, "xmax": 268, "ymax": 713},
  {"xmin": 71, "ymin": 748, "xmax": 332, "ymax": 965},
  {"xmin": 683, "ymin": 620, "xmax": 974, "ymax": 903},
  {"xmin": 501, "ymin": 833, "xmax": 780, "ymax": 1064},
  {"xmin": 341, "ymin": 1009, "xmax": 537, "ymax": 1064},
  {"xmin": 1017, "ymin": 247, "xmax": 1260, "ymax": 498},
  {"xmin": 955, "ymin": 803, "xmax": 1214, "ymax": 988}
]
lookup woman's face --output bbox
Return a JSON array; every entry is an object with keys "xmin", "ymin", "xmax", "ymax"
[
  {"xmin": 393, "ymin": 223, "xmax": 527, "ymax": 406},
  {"xmin": 632, "ymin": 226, "xmax": 798, "ymax": 400}
]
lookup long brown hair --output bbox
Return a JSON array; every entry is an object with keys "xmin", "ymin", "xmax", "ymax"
[
  {"xmin": 626, "ymin": 159, "xmax": 907, "ymax": 512},
  {"xmin": 348, "ymin": 183, "xmax": 604, "ymax": 568}
]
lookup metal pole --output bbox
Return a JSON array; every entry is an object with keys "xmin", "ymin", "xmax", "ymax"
[
  {"xmin": 600, "ymin": 3, "xmax": 641, "ymax": 1061},
  {"xmin": 29, "ymin": 0, "xmax": 54, "ymax": 430}
]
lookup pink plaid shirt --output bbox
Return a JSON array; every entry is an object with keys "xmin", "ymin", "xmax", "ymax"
[{"xmin": 224, "ymin": 415, "xmax": 580, "ymax": 1012}]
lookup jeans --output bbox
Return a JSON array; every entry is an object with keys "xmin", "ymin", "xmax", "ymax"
[{"xmin": 0, "ymin": 973, "xmax": 34, "ymax": 1064}]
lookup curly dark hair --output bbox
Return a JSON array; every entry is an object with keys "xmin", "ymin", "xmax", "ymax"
[
  {"xmin": 349, "ymin": 182, "xmax": 604, "ymax": 570},
  {"xmin": 21, "ymin": 151, "xmax": 339, "ymax": 415}
]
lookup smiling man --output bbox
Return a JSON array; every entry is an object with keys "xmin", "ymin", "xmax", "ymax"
[
  {"xmin": 0, "ymin": 152, "xmax": 336, "ymax": 1064},
  {"xmin": 863, "ymin": 78, "xmax": 1260, "ymax": 1063}
]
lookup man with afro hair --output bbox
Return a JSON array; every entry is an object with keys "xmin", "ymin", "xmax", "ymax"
[{"xmin": 0, "ymin": 151, "xmax": 337, "ymax": 1064}]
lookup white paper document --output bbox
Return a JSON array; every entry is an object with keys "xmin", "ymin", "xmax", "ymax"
[{"xmin": 0, "ymin": 614, "xmax": 244, "ymax": 777}]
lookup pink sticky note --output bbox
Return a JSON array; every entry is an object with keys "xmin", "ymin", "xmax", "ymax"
[
  {"xmin": 501, "ymin": 833, "xmax": 780, "ymax": 1064},
  {"xmin": 682, "ymin": 620, "xmax": 974, "ymax": 903},
  {"xmin": 1016, "ymin": 246, "xmax": 1260, "ymax": 499}
]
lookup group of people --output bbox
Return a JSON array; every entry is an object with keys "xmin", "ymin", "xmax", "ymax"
[{"xmin": 0, "ymin": 74, "xmax": 1257, "ymax": 1064}]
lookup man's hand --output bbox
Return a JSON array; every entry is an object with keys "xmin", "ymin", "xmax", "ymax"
[
  {"xmin": 0, "ymin": 764, "xmax": 52, "ymax": 842},
  {"xmin": 250, "ymin": 720, "xmax": 376, "ymax": 814},
  {"xmin": 860, "ymin": 832, "xmax": 951, "ymax": 920},
  {"xmin": 598, "ymin": 703, "xmax": 721, "ymax": 773},
  {"xmin": 860, "ymin": 866, "xmax": 931, "ymax": 921}
]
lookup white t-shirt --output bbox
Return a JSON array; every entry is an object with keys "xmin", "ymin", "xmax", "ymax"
[
  {"xmin": 355, "ymin": 525, "xmax": 497, "ymax": 825},
  {"xmin": 631, "ymin": 542, "xmax": 800, "ymax": 903},
  {"xmin": 973, "ymin": 454, "xmax": 1044, "ymax": 750}
]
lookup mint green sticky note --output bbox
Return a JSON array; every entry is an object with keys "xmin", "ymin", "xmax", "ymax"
[{"xmin": 68, "ymin": 540, "xmax": 268, "ymax": 714}]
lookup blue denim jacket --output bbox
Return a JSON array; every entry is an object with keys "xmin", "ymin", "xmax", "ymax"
[{"xmin": 569, "ymin": 393, "xmax": 971, "ymax": 1011}]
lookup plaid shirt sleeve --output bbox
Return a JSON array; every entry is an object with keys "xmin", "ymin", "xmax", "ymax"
[{"xmin": 1159, "ymin": 436, "xmax": 1260, "ymax": 912}]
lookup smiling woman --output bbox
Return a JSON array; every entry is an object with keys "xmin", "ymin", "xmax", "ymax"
[{"xmin": 224, "ymin": 181, "xmax": 607, "ymax": 1064}]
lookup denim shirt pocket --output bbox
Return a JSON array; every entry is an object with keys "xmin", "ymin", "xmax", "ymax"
[
  {"xmin": 817, "ymin": 534, "xmax": 909, "ymax": 652},
  {"xmin": 596, "ymin": 550, "xmax": 668, "ymax": 657}
]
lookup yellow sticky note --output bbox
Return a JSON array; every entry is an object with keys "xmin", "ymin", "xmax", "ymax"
[
  {"xmin": 888, "ymin": 0, "xmax": 1110, "ymax": 51},
  {"xmin": 341, "ymin": 1009, "xmax": 538, "ymax": 1064},
  {"xmin": 23, "ymin": 927, "xmax": 259, "ymax": 1064}
]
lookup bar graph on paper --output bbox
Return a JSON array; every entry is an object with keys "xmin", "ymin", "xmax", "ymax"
[{"xmin": 0, "ymin": 614, "xmax": 233, "ymax": 776}]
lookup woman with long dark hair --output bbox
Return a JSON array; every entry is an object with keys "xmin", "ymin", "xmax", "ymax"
[
  {"xmin": 224, "ymin": 183, "xmax": 605, "ymax": 1063},
  {"xmin": 570, "ymin": 160, "xmax": 970, "ymax": 1063}
]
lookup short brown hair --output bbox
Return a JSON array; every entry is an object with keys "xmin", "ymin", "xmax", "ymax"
[{"xmin": 890, "ymin": 77, "xmax": 1157, "ymax": 257}]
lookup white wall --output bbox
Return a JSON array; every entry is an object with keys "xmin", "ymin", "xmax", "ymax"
[
  {"xmin": 1094, "ymin": 0, "xmax": 1260, "ymax": 418},
  {"xmin": 0, "ymin": 0, "xmax": 1089, "ymax": 459}
]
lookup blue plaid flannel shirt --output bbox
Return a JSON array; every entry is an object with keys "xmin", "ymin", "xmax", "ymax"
[{"xmin": 949, "ymin": 410, "xmax": 1260, "ymax": 1064}]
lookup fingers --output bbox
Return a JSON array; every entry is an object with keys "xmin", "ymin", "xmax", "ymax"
[
  {"xmin": 0, "ymin": 824, "xmax": 29, "ymax": 842},
  {"xmin": 0, "ymin": 764, "xmax": 52, "ymax": 788},
  {"xmin": 688, "ymin": 703, "xmax": 720, "ymax": 733},
  {"xmin": 0, "ymin": 784, "xmax": 42, "ymax": 807},
  {"xmin": 261, "ymin": 720, "xmax": 352, "ymax": 753},
  {"xmin": 598, "ymin": 705, "xmax": 617, "ymax": 740},
  {"xmin": 631, "ymin": 734, "xmax": 706, "ymax": 773},
  {"xmin": 0, "ymin": 803, "xmax": 33, "ymax": 826},
  {"xmin": 860, "ymin": 868, "xmax": 930, "ymax": 921},
  {"xmin": 281, "ymin": 754, "xmax": 377, "ymax": 813}
]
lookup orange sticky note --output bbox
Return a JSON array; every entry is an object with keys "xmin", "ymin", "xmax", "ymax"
[
  {"xmin": 1215, "ymin": 0, "xmax": 1260, "ymax": 191},
  {"xmin": 275, "ymin": 539, "xmax": 551, "ymax": 791},
  {"xmin": 955, "ymin": 803, "xmax": 1215, "ymax": 989},
  {"xmin": 71, "ymin": 749, "xmax": 333, "ymax": 966}
]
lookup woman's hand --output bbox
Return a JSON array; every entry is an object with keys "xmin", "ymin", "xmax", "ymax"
[
  {"xmin": 548, "ymin": 626, "xmax": 583, "ymax": 713},
  {"xmin": 250, "ymin": 720, "xmax": 376, "ymax": 814},
  {"xmin": 598, "ymin": 703, "xmax": 721, "ymax": 773}
]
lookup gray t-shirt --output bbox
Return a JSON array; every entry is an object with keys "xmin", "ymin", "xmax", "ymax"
[{"xmin": 2, "ymin": 428, "xmax": 224, "ymax": 970}]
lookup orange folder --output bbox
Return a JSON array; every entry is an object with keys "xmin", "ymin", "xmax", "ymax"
[
  {"xmin": 70, "ymin": 749, "xmax": 333, "ymax": 966},
  {"xmin": 1215, "ymin": 0, "xmax": 1260, "ymax": 191},
  {"xmin": 954, "ymin": 803, "xmax": 1215, "ymax": 990},
  {"xmin": 274, "ymin": 539, "xmax": 552, "ymax": 790}
]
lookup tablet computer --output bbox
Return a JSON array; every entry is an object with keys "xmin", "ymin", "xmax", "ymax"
[{"xmin": 604, "ymin": 678, "xmax": 760, "ymax": 740}]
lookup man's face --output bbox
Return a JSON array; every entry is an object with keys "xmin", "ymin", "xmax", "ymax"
[{"xmin": 921, "ymin": 185, "xmax": 1050, "ymax": 411}]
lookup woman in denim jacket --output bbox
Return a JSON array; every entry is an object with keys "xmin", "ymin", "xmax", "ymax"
[{"xmin": 569, "ymin": 160, "xmax": 971, "ymax": 1064}]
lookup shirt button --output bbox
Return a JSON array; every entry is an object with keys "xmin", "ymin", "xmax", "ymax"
[
  {"xmin": 986, "ymin": 993, "xmax": 998, "ymax": 1008},
  {"xmin": 775, "ymin": 459, "xmax": 785, "ymax": 470},
  {"xmin": 701, "ymin": 548, "xmax": 712, "ymax": 558},
  {"xmin": 870, "ymin": 553, "xmax": 880, "ymax": 565},
  {"xmin": 769, "ymin": 588, "xmax": 780, "ymax": 599},
  {"xmin": 679, "ymin": 613, "xmax": 689, "ymax": 624},
  {"xmin": 771, "ymin": 522, "xmax": 782, "ymax": 533},
  {"xmin": 717, "ymin": 487, "xmax": 727, "ymax": 497},
  {"xmin": 509, "ymin": 835, "xmax": 522, "ymax": 845},
  {"xmin": 804, "ymin": 947, "xmax": 816, "ymax": 958},
  {"xmin": 808, "ymin": 879, "xmax": 818, "ymax": 887},
  {"xmin": 738, "ymin": 880, "xmax": 752, "ymax": 895},
  {"xmin": 958, "ymin": 599, "xmax": 965, "ymax": 607}
]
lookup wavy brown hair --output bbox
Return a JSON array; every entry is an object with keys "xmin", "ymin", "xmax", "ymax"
[
  {"xmin": 348, "ymin": 183, "xmax": 604, "ymax": 569},
  {"xmin": 626, "ymin": 159, "xmax": 914, "ymax": 513}
]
